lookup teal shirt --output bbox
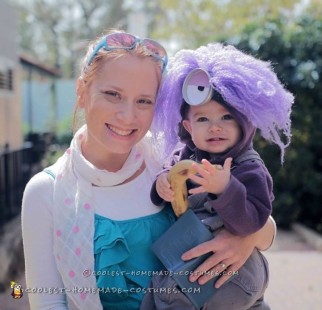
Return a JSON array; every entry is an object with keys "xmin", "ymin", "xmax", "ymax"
[{"xmin": 94, "ymin": 207, "xmax": 175, "ymax": 310}]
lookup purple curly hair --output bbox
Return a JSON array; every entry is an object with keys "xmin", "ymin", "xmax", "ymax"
[{"xmin": 152, "ymin": 43, "xmax": 294, "ymax": 162}]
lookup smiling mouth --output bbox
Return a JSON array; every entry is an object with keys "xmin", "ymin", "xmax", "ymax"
[{"xmin": 107, "ymin": 124, "xmax": 136, "ymax": 136}]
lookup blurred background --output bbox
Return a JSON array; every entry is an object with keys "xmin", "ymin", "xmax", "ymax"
[{"xmin": 0, "ymin": 0, "xmax": 322, "ymax": 309}]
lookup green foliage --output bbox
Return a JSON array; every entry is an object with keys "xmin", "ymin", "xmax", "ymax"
[
  {"xmin": 232, "ymin": 15, "xmax": 322, "ymax": 233},
  {"xmin": 56, "ymin": 115, "xmax": 73, "ymax": 146},
  {"xmin": 12, "ymin": 0, "xmax": 128, "ymax": 78},
  {"xmin": 41, "ymin": 147, "xmax": 65, "ymax": 167},
  {"xmin": 153, "ymin": 0, "xmax": 298, "ymax": 51}
]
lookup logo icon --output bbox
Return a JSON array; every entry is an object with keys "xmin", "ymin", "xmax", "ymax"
[{"xmin": 10, "ymin": 281, "xmax": 23, "ymax": 299}]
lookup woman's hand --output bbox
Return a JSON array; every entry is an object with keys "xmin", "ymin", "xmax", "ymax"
[
  {"xmin": 181, "ymin": 217, "xmax": 275, "ymax": 288},
  {"xmin": 181, "ymin": 228, "xmax": 256, "ymax": 288}
]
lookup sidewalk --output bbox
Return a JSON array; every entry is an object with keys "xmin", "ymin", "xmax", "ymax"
[
  {"xmin": 1, "ymin": 228, "xmax": 322, "ymax": 309},
  {"xmin": 265, "ymin": 228, "xmax": 322, "ymax": 309}
]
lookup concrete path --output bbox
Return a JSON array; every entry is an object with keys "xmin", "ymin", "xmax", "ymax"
[
  {"xmin": 1, "ymin": 228, "xmax": 322, "ymax": 309},
  {"xmin": 265, "ymin": 229, "xmax": 322, "ymax": 310}
]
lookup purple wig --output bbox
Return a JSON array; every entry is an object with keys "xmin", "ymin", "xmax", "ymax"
[{"xmin": 152, "ymin": 43, "xmax": 294, "ymax": 162}]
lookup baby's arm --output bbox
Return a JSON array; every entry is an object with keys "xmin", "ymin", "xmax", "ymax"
[
  {"xmin": 204, "ymin": 161, "xmax": 272, "ymax": 236},
  {"xmin": 150, "ymin": 172, "xmax": 174, "ymax": 206},
  {"xmin": 156, "ymin": 173, "xmax": 174, "ymax": 202},
  {"xmin": 150, "ymin": 148, "xmax": 183, "ymax": 206}
]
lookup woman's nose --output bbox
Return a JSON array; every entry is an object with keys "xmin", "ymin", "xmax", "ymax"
[{"xmin": 116, "ymin": 102, "xmax": 136, "ymax": 123}]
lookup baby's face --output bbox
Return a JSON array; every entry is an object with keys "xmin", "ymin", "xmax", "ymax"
[{"xmin": 182, "ymin": 100, "xmax": 242, "ymax": 154}]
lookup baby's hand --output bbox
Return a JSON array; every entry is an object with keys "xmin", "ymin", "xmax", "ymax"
[
  {"xmin": 189, "ymin": 157, "xmax": 232, "ymax": 195},
  {"xmin": 156, "ymin": 173, "xmax": 174, "ymax": 202}
]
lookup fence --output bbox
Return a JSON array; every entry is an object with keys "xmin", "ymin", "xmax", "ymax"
[{"xmin": 0, "ymin": 144, "xmax": 35, "ymax": 224}]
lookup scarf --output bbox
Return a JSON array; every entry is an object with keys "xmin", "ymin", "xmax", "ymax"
[{"xmin": 52, "ymin": 125, "xmax": 160, "ymax": 309}]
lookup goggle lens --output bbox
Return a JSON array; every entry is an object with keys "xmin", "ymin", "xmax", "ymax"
[
  {"xmin": 142, "ymin": 39, "xmax": 167, "ymax": 59},
  {"xmin": 182, "ymin": 68, "xmax": 213, "ymax": 106},
  {"xmin": 105, "ymin": 33, "xmax": 136, "ymax": 49}
]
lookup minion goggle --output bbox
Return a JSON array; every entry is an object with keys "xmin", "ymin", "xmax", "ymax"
[{"xmin": 182, "ymin": 68, "xmax": 215, "ymax": 106}]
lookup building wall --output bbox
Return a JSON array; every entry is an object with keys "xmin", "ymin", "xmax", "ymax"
[
  {"xmin": 22, "ymin": 79, "xmax": 76, "ymax": 133},
  {"xmin": 0, "ymin": 0, "xmax": 23, "ymax": 151}
]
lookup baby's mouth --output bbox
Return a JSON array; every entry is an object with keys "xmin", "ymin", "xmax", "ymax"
[{"xmin": 207, "ymin": 137, "xmax": 225, "ymax": 142}]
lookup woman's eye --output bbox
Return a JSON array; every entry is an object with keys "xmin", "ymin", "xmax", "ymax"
[
  {"xmin": 137, "ymin": 98, "xmax": 153, "ymax": 105},
  {"xmin": 104, "ymin": 91, "xmax": 121, "ymax": 102},
  {"xmin": 222, "ymin": 114, "xmax": 234, "ymax": 120}
]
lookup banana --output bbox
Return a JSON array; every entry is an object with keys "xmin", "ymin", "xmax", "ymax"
[
  {"xmin": 167, "ymin": 159, "xmax": 197, "ymax": 217},
  {"xmin": 167, "ymin": 160, "xmax": 224, "ymax": 217}
]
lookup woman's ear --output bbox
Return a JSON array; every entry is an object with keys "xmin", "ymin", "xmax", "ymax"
[
  {"xmin": 182, "ymin": 119, "xmax": 192, "ymax": 135},
  {"xmin": 76, "ymin": 78, "xmax": 85, "ymax": 108}
]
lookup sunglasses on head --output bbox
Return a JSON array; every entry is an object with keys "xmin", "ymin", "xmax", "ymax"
[{"xmin": 86, "ymin": 32, "xmax": 168, "ymax": 72}]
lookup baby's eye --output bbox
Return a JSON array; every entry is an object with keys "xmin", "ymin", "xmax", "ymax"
[
  {"xmin": 222, "ymin": 114, "xmax": 234, "ymax": 120},
  {"xmin": 196, "ymin": 116, "xmax": 208, "ymax": 122}
]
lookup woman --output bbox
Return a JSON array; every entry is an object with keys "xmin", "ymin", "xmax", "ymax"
[{"xmin": 22, "ymin": 30, "xmax": 276, "ymax": 310}]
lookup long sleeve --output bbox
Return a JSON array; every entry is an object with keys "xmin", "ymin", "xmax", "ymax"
[
  {"xmin": 22, "ymin": 171, "xmax": 69, "ymax": 310},
  {"xmin": 204, "ymin": 161, "xmax": 273, "ymax": 236},
  {"xmin": 150, "ymin": 179, "xmax": 165, "ymax": 206}
]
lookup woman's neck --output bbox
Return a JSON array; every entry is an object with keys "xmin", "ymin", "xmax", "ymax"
[{"xmin": 81, "ymin": 142, "xmax": 130, "ymax": 172}]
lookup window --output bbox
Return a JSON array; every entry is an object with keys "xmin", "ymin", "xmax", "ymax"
[{"xmin": 0, "ymin": 68, "xmax": 14, "ymax": 91}]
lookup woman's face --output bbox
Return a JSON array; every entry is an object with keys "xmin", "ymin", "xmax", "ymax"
[{"xmin": 78, "ymin": 54, "xmax": 160, "ymax": 169}]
